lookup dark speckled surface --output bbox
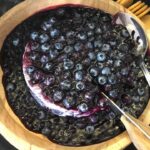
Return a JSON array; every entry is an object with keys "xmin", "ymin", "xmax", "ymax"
[{"xmin": 0, "ymin": 0, "xmax": 149, "ymax": 149}]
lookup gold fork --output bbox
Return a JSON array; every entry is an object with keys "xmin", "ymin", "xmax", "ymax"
[{"xmin": 117, "ymin": 0, "xmax": 150, "ymax": 18}]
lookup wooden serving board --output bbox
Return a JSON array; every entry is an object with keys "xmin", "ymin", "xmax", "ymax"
[{"xmin": 0, "ymin": 0, "xmax": 149, "ymax": 150}]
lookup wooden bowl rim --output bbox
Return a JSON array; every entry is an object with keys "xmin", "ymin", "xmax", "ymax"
[{"xmin": 0, "ymin": 0, "xmax": 149, "ymax": 150}]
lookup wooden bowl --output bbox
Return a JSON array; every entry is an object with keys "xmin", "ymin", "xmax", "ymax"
[{"xmin": 0, "ymin": 0, "xmax": 149, "ymax": 150}]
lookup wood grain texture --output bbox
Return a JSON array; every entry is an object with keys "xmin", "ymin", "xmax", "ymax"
[
  {"xmin": 0, "ymin": 0, "xmax": 149, "ymax": 150},
  {"xmin": 121, "ymin": 115, "xmax": 150, "ymax": 150}
]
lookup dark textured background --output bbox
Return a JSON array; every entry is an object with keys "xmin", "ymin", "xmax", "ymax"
[{"xmin": 0, "ymin": 0, "xmax": 149, "ymax": 149}]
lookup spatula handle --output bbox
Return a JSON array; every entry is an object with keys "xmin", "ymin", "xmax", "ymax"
[{"xmin": 121, "ymin": 114, "xmax": 150, "ymax": 150}]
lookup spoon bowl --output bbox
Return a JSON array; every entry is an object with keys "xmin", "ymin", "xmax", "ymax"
[{"xmin": 114, "ymin": 12, "xmax": 150, "ymax": 86}]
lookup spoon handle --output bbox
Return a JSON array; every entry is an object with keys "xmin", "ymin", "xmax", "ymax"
[
  {"xmin": 140, "ymin": 62, "xmax": 150, "ymax": 86},
  {"xmin": 121, "ymin": 115, "xmax": 150, "ymax": 150}
]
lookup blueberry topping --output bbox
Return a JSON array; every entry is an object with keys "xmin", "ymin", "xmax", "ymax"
[
  {"xmin": 89, "ymin": 67, "xmax": 99, "ymax": 77},
  {"xmin": 39, "ymin": 33, "xmax": 49, "ymax": 43},
  {"xmin": 78, "ymin": 103, "xmax": 88, "ymax": 112},
  {"xmin": 6, "ymin": 83, "xmax": 15, "ymax": 92},
  {"xmin": 76, "ymin": 81, "xmax": 85, "ymax": 91},
  {"xmin": 60, "ymin": 80, "xmax": 71, "ymax": 90},
  {"xmin": 50, "ymin": 29, "xmax": 59, "ymax": 38},
  {"xmin": 63, "ymin": 59, "xmax": 74, "ymax": 70},
  {"xmin": 75, "ymin": 71, "xmax": 83, "ymax": 81},
  {"xmin": 97, "ymin": 52, "xmax": 106, "ymax": 62},
  {"xmin": 85, "ymin": 125, "xmax": 94, "ymax": 134},
  {"xmin": 98, "ymin": 76, "xmax": 107, "ymax": 85},
  {"xmin": 63, "ymin": 96, "xmax": 76, "ymax": 109},
  {"xmin": 30, "ymin": 32, "xmax": 39, "ymax": 40},
  {"xmin": 53, "ymin": 91, "xmax": 64, "ymax": 102},
  {"xmin": 109, "ymin": 89, "xmax": 118, "ymax": 98},
  {"xmin": 101, "ymin": 67, "xmax": 111, "ymax": 75},
  {"xmin": 88, "ymin": 52, "xmax": 96, "ymax": 60}
]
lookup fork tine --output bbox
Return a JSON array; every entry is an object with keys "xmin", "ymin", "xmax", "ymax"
[
  {"xmin": 128, "ymin": 1, "xmax": 142, "ymax": 11},
  {"xmin": 130, "ymin": 2, "xmax": 145, "ymax": 13},
  {"xmin": 134, "ymin": 5, "xmax": 148, "ymax": 16},
  {"xmin": 137, "ymin": 8, "xmax": 150, "ymax": 18}
]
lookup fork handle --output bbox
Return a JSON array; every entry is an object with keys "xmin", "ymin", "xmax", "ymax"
[
  {"xmin": 140, "ymin": 62, "xmax": 150, "ymax": 86},
  {"xmin": 121, "ymin": 114, "xmax": 150, "ymax": 150}
]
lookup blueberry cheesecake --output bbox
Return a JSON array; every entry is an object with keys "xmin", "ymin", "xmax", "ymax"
[{"xmin": 0, "ymin": 6, "xmax": 149, "ymax": 146}]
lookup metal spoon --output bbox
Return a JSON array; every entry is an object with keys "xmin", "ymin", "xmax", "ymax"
[{"xmin": 114, "ymin": 12, "xmax": 150, "ymax": 86}]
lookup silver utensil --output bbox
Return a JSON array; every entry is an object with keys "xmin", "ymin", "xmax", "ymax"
[
  {"xmin": 101, "ymin": 92, "xmax": 150, "ymax": 140},
  {"xmin": 114, "ymin": 12, "xmax": 150, "ymax": 86}
]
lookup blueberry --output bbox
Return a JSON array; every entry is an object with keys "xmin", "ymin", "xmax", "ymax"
[
  {"xmin": 39, "ymin": 33, "xmax": 49, "ymax": 43},
  {"xmin": 64, "ymin": 71, "xmax": 71, "ymax": 79},
  {"xmin": 63, "ymin": 96, "xmax": 76, "ymax": 109},
  {"xmin": 66, "ymin": 31, "xmax": 75, "ymax": 38},
  {"xmin": 102, "ymin": 44, "xmax": 111, "ymax": 51},
  {"xmin": 108, "ymin": 112, "xmax": 116, "ymax": 120},
  {"xmin": 50, "ymin": 29, "xmax": 59, "ymax": 38},
  {"xmin": 26, "ymin": 66, "xmax": 35, "ymax": 74},
  {"xmin": 88, "ymin": 52, "xmax": 96, "ymax": 60},
  {"xmin": 75, "ymin": 71, "xmax": 83, "ymax": 81},
  {"xmin": 77, "ymin": 33, "xmax": 87, "ymax": 40},
  {"xmin": 64, "ymin": 46, "xmax": 73, "ymax": 53},
  {"xmin": 132, "ymin": 96, "xmax": 140, "ymax": 103},
  {"xmin": 119, "ymin": 43, "xmax": 129, "ymax": 52},
  {"xmin": 85, "ymin": 125, "xmax": 94, "ymax": 134},
  {"xmin": 44, "ymin": 62, "xmax": 53, "ymax": 71},
  {"xmin": 78, "ymin": 103, "xmax": 88, "ymax": 112},
  {"xmin": 60, "ymin": 80, "xmax": 71, "ymax": 90},
  {"xmin": 12, "ymin": 38, "xmax": 20, "ymax": 46},
  {"xmin": 57, "ymin": 8, "xmax": 65, "ymax": 16},
  {"xmin": 49, "ymin": 50, "xmax": 58, "ymax": 59},
  {"xmin": 89, "ymin": 67, "xmax": 99, "ymax": 77},
  {"xmin": 94, "ymin": 40, "xmax": 102, "ymax": 48},
  {"xmin": 97, "ymin": 52, "xmax": 106, "ymax": 62},
  {"xmin": 53, "ymin": 90, "xmax": 63, "ymax": 102},
  {"xmin": 82, "ymin": 58, "xmax": 91, "ymax": 66},
  {"xmin": 109, "ymin": 89, "xmax": 118, "ymax": 98},
  {"xmin": 95, "ymin": 27, "xmax": 102, "ymax": 34},
  {"xmin": 89, "ymin": 115, "xmax": 99, "ymax": 123},
  {"xmin": 84, "ymin": 92, "xmax": 94, "ymax": 101},
  {"xmin": 63, "ymin": 59, "xmax": 74, "ymax": 70},
  {"xmin": 6, "ymin": 83, "xmax": 15, "ymax": 92},
  {"xmin": 41, "ymin": 43, "xmax": 50, "ymax": 52},
  {"xmin": 101, "ymin": 67, "xmax": 111, "ymax": 75},
  {"xmin": 108, "ymin": 74, "xmax": 116, "ymax": 84},
  {"xmin": 41, "ymin": 21, "xmax": 52, "ymax": 31},
  {"xmin": 87, "ymin": 31, "xmax": 94, "ymax": 37},
  {"xmin": 40, "ymin": 55, "xmax": 48, "ymax": 64},
  {"xmin": 58, "ymin": 36, "xmax": 65, "ymax": 42},
  {"xmin": 98, "ymin": 76, "xmax": 107, "ymax": 85},
  {"xmin": 74, "ymin": 42, "xmax": 83, "ymax": 51},
  {"xmin": 41, "ymin": 127, "xmax": 51, "ymax": 136},
  {"xmin": 30, "ymin": 32, "xmax": 39, "ymax": 40},
  {"xmin": 121, "ymin": 67, "xmax": 129, "ymax": 76},
  {"xmin": 30, "ymin": 42, "xmax": 39, "ymax": 51},
  {"xmin": 75, "ymin": 63, "xmax": 83, "ymax": 70},
  {"xmin": 38, "ymin": 111, "xmax": 45, "ymax": 119},
  {"xmin": 49, "ymin": 17, "xmax": 56, "ymax": 24},
  {"xmin": 137, "ymin": 88, "xmax": 145, "ymax": 96},
  {"xmin": 54, "ymin": 42, "xmax": 63, "ymax": 50},
  {"xmin": 87, "ymin": 23, "xmax": 95, "ymax": 29},
  {"xmin": 86, "ymin": 42, "xmax": 93, "ymax": 49},
  {"xmin": 76, "ymin": 81, "xmax": 85, "ymax": 91},
  {"xmin": 43, "ymin": 75, "xmax": 55, "ymax": 86},
  {"xmin": 114, "ymin": 59, "xmax": 122, "ymax": 67},
  {"xmin": 121, "ymin": 29, "xmax": 129, "ymax": 38}
]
